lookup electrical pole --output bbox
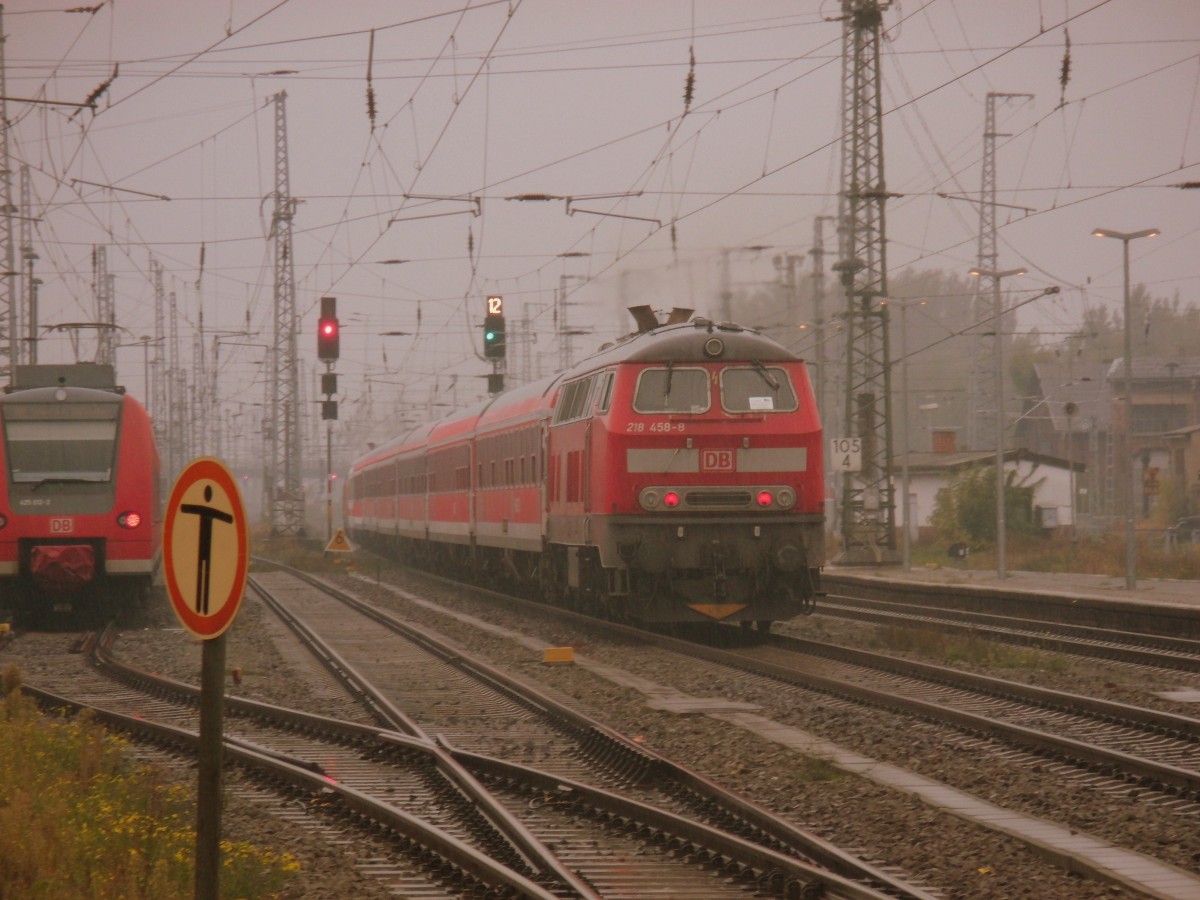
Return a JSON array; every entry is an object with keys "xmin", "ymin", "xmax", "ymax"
[
  {"xmin": 835, "ymin": 0, "xmax": 898, "ymax": 564},
  {"xmin": 94, "ymin": 246, "xmax": 115, "ymax": 367},
  {"xmin": 267, "ymin": 91, "xmax": 304, "ymax": 536},
  {"xmin": 810, "ymin": 215, "xmax": 837, "ymax": 436},
  {"xmin": 967, "ymin": 92, "xmax": 1032, "ymax": 452},
  {"xmin": 0, "ymin": 5, "xmax": 14, "ymax": 383},
  {"xmin": 168, "ymin": 288, "xmax": 184, "ymax": 481},
  {"xmin": 19, "ymin": 165, "xmax": 38, "ymax": 365},
  {"xmin": 151, "ymin": 258, "xmax": 166, "ymax": 440}
]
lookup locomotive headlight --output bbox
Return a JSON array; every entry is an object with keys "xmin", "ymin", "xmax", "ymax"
[
  {"xmin": 117, "ymin": 511, "xmax": 142, "ymax": 529},
  {"xmin": 703, "ymin": 337, "xmax": 724, "ymax": 358},
  {"xmin": 776, "ymin": 487, "xmax": 796, "ymax": 509},
  {"xmin": 0, "ymin": 513, "xmax": 6, "ymax": 529},
  {"xmin": 639, "ymin": 488, "xmax": 661, "ymax": 510},
  {"xmin": 756, "ymin": 490, "xmax": 774, "ymax": 508},
  {"xmin": 663, "ymin": 491, "xmax": 681, "ymax": 508}
]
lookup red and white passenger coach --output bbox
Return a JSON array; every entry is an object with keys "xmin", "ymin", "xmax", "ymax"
[
  {"xmin": 0, "ymin": 364, "xmax": 161, "ymax": 618},
  {"xmin": 346, "ymin": 311, "xmax": 824, "ymax": 627}
]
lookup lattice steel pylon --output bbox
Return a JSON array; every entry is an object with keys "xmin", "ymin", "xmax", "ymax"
[
  {"xmin": 266, "ymin": 91, "xmax": 305, "ymax": 535},
  {"xmin": 834, "ymin": 0, "xmax": 898, "ymax": 564},
  {"xmin": 966, "ymin": 92, "xmax": 1032, "ymax": 451},
  {"xmin": 150, "ymin": 258, "xmax": 168, "ymax": 463},
  {"xmin": 19, "ymin": 165, "xmax": 38, "ymax": 365},
  {"xmin": 94, "ymin": 246, "xmax": 115, "ymax": 366}
]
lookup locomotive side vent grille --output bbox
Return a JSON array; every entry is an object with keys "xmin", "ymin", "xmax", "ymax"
[{"xmin": 685, "ymin": 490, "xmax": 752, "ymax": 508}]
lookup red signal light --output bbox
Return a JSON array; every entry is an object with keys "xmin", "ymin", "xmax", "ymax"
[{"xmin": 317, "ymin": 299, "xmax": 340, "ymax": 361}]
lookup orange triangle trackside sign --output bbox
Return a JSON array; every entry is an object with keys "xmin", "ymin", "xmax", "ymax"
[{"xmin": 325, "ymin": 528, "xmax": 353, "ymax": 553}]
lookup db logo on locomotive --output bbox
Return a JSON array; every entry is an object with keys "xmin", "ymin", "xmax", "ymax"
[
  {"xmin": 49, "ymin": 518, "xmax": 74, "ymax": 534},
  {"xmin": 700, "ymin": 449, "xmax": 734, "ymax": 472}
]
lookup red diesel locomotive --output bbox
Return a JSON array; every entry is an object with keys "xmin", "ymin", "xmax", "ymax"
[
  {"xmin": 0, "ymin": 364, "xmax": 161, "ymax": 619},
  {"xmin": 345, "ymin": 311, "xmax": 824, "ymax": 627}
]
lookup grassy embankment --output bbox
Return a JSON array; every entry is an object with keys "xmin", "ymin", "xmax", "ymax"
[{"xmin": 0, "ymin": 665, "xmax": 299, "ymax": 900}]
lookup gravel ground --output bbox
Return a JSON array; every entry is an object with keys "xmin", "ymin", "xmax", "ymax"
[{"xmin": 22, "ymin": 559, "xmax": 1200, "ymax": 899}]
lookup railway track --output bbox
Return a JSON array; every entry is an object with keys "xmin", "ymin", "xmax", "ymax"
[
  {"xmin": 246, "ymin": 567, "xmax": 927, "ymax": 899},
  {"xmin": 4, "ymin": 569, "xmax": 930, "ymax": 900},
  {"xmin": 712, "ymin": 631, "xmax": 1200, "ymax": 805},
  {"xmin": 811, "ymin": 592, "xmax": 1200, "ymax": 673},
  {"xmin": 347, "ymin": 557, "xmax": 1200, "ymax": 898},
  {"xmin": 375, "ymin": 563, "xmax": 1200, "ymax": 809}
]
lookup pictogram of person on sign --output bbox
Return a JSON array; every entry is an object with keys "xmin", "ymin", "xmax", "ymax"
[{"xmin": 181, "ymin": 484, "xmax": 234, "ymax": 614}]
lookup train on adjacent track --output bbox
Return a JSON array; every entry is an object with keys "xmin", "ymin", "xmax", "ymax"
[
  {"xmin": 0, "ymin": 364, "xmax": 162, "ymax": 620},
  {"xmin": 346, "ymin": 309, "xmax": 824, "ymax": 628}
]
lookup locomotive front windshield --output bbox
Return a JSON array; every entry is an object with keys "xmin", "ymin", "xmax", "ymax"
[
  {"xmin": 3, "ymin": 402, "xmax": 120, "ymax": 484},
  {"xmin": 632, "ymin": 364, "xmax": 798, "ymax": 414},
  {"xmin": 720, "ymin": 365, "xmax": 798, "ymax": 412},
  {"xmin": 632, "ymin": 367, "xmax": 710, "ymax": 414}
]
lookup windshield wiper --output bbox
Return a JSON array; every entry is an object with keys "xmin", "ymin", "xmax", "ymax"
[
  {"xmin": 751, "ymin": 360, "xmax": 780, "ymax": 391},
  {"xmin": 663, "ymin": 361, "xmax": 675, "ymax": 400}
]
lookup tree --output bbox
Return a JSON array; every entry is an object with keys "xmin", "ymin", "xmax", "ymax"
[{"xmin": 930, "ymin": 462, "xmax": 1045, "ymax": 543}]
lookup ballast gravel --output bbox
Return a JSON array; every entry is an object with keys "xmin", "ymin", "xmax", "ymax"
[{"xmin": 24, "ymin": 558, "xmax": 1199, "ymax": 899}]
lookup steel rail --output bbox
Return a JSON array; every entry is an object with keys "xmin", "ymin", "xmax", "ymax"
[
  {"xmin": 18, "ymin": 681, "xmax": 561, "ymax": 900},
  {"xmin": 261, "ymin": 561, "xmax": 936, "ymax": 900}
]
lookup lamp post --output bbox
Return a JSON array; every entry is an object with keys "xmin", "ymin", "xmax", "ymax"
[
  {"xmin": 969, "ymin": 266, "xmax": 1026, "ymax": 580},
  {"xmin": 1092, "ymin": 227, "xmax": 1160, "ymax": 590}
]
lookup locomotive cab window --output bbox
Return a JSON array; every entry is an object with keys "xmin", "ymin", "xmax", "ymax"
[
  {"xmin": 632, "ymin": 366, "xmax": 710, "ymax": 414},
  {"xmin": 720, "ymin": 365, "xmax": 798, "ymax": 413},
  {"xmin": 3, "ymin": 402, "xmax": 120, "ymax": 483},
  {"xmin": 552, "ymin": 374, "xmax": 597, "ymax": 425}
]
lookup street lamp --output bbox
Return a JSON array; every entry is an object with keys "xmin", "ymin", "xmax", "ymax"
[
  {"xmin": 1092, "ymin": 226, "xmax": 1160, "ymax": 589},
  {"xmin": 969, "ymin": 265, "xmax": 1026, "ymax": 580}
]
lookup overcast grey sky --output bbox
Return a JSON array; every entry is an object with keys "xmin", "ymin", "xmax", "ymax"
[{"xmin": 5, "ymin": 0, "xmax": 1199, "ymax": 422}]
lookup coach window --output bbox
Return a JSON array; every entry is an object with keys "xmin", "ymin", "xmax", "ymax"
[
  {"xmin": 632, "ymin": 366, "xmax": 710, "ymax": 414},
  {"xmin": 720, "ymin": 365, "xmax": 798, "ymax": 413}
]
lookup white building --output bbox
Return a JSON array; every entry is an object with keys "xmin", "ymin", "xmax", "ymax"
[{"xmin": 894, "ymin": 447, "xmax": 1083, "ymax": 543}]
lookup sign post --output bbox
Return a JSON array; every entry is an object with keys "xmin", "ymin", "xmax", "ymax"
[{"xmin": 163, "ymin": 458, "xmax": 249, "ymax": 900}]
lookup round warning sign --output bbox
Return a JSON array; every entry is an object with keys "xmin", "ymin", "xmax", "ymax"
[{"xmin": 163, "ymin": 457, "xmax": 249, "ymax": 639}]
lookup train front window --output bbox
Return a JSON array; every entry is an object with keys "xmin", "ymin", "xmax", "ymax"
[
  {"xmin": 632, "ymin": 367, "xmax": 710, "ymax": 414},
  {"xmin": 720, "ymin": 365, "xmax": 798, "ymax": 412},
  {"xmin": 3, "ymin": 404, "xmax": 119, "ymax": 484}
]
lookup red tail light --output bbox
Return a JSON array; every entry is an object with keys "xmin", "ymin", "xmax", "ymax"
[
  {"xmin": 756, "ymin": 491, "xmax": 774, "ymax": 507},
  {"xmin": 663, "ymin": 491, "xmax": 681, "ymax": 508},
  {"xmin": 117, "ymin": 511, "xmax": 142, "ymax": 529}
]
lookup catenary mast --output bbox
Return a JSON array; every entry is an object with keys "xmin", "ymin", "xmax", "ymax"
[
  {"xmin": 0, "ymin": 5, "xmax": 15, "ymax": 382},
  {"xmin": 835, "ymin": 0, "xmax": 898, "ymax": 563},
  {"xmin": 967, "ymin": 92, "xmax": 1032, "ymax": 451},
  {"xmin": 267, "ymin": 91, "xmax": 304, "ymax": 535}
]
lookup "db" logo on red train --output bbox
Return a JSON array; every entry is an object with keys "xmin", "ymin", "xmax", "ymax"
[
  {"xmin": 49, "ymin": 518, "xmax": 74, "ymax": 534},
  {"xmin": 700, "ymin": 449, "xmax": 734, "ymax": 472}
]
